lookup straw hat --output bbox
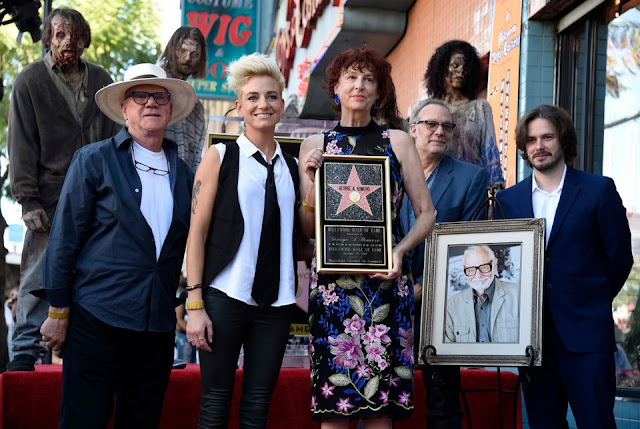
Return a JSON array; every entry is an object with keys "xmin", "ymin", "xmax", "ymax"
[{"xmin": 95, "ymin": 63, "xmax": 197, "ymax": 127}]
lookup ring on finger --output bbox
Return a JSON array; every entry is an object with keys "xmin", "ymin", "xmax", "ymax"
[{"xmin": 198, "ymin": 336, "xmax": 205, "ymax": 340}]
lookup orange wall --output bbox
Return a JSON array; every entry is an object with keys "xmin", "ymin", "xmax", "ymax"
[{"xmin": 388, "ymin": 0, "xmax": 493, "ymax": 117}]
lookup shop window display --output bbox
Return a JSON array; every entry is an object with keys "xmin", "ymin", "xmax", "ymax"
[{"xmin": 603, "ymin": 4, "xmax": 640, "ymax": 393}]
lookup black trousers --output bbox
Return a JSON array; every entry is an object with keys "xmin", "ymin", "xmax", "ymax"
[
  {"xmin": 415, "ymin": 304, "xmax": 463, "ymax": 429},
  {"xmin": 421, "ymin": 365, "xmax": 463, "ymax": 428},
  {"xmin": 520, "ymin": 320, "xmax": 616, "ymax": 429},
  {"xmin": 59, "ymin": 305, "xmax": 175, "ymax": 429},
  {"xmin": 198, "ymin": 288, "xmax": 293, "ymax": 429}
]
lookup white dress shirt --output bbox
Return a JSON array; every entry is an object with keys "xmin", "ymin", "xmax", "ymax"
[
  {"xmin": 209, "ymin": 134, "xmax": 296, "ymax": 307},
  {"xmin": 532, "ymin": 164, "xmax": 567, "ymax": 245}
]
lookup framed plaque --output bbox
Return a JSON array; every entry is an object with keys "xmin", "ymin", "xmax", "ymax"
[{"xmin": 315, "ymin": 154, "xmax": 393, "ymax": 273}]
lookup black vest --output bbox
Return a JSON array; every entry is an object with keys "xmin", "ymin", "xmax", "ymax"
[{"xmin": 202, "ymin": 142, "xmax": 300, "ymax": 287}]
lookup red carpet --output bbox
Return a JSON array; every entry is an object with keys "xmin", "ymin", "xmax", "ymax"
[{"xmin": 0, "ymin": 364, "xmax": 521, "ymax": 428}]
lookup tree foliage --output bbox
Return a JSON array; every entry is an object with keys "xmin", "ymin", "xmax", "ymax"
[{"xmin": 0, "ymin": 0, "xmax": 162, "ymax": 164}]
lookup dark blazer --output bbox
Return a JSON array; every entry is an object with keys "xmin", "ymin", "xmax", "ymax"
[
  {"xmin": 400, "ymin": 155, "xmax": 488, "ymax": 284},
  {"xmin": 497, "ymin": 166, "xmax": 632, "ymax": 353},
  {"xmin": 43, "ymin": 128, "xmax": 194, "ymax": 332}
]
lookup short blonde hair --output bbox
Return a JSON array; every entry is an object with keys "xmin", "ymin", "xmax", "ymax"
[{"xmin": 226, "ymin": 54, "xmax": 285, "ymax": 98}]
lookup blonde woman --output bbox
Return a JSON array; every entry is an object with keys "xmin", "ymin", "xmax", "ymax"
[{"xmin": 185, "ymin": 54, "xmax": 299, "ymax": 428}]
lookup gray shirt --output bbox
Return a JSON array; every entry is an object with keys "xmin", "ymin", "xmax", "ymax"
[{"xmin": 473, "ymin": 280, "xmax": 495, "ymax": 342}]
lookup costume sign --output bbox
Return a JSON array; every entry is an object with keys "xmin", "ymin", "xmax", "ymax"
[
  {"xmin": 182, "ymin": 0, "xmax": 257, "ymax": 99},
  {"xmin": 315, "ymin": 155, "xmax": 393, "ymax": 273},
  {"xmin": 487, "ymin": 0, "xmax": 522, "ymax": 187}
]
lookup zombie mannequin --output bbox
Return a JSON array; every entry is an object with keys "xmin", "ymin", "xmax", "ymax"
[
  {"xmin": 424, "ymin": 40, "xmax": 504, "ymax": 188},
  {"xmin": 159, "ymin": 26, "xmax": 207, "ymax": 171},
  {"xmin": 7, "ymin": 7, "xmax": 118, "ymax": 371}
]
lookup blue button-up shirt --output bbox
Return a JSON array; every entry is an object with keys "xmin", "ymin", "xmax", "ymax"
[{"xmin": 43, "ymin": 128, "xmax": 194, "ymax": 332}]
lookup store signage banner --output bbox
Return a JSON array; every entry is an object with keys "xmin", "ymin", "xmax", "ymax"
[
  {"xmin": 274, "ymin": 0, "xmax": 336, "ymax": 85},
  {"xmin": 182, "ymin": 0, "xmax": 257, "ymax": 99},
  {"xmin": 487, "ymin": 0, "xmax": 522, "ymax": 187}
]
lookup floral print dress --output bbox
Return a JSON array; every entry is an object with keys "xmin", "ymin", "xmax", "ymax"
[{"xmin": 309, "ymin": 121, "xmax": 414, "ymax": 421}]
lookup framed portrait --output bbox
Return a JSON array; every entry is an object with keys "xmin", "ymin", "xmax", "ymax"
[
  {"xmin": 418, "ymin": 219, "xmax": 545, "ymax": 367},
  {"xmin": 314, "ymin": 154, "xmax": 393, "ymax": 274}
]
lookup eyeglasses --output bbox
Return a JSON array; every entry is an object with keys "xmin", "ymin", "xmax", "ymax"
[
  {"xmin": 463, "ymin": 262, "xmax": 493, "ymax": 277},
  {"xmin": 126, "ymin": 91, "xmax": 171, "ymax": 106},
  {"xmin": 414, "ymin": 120, "xmax": 456, "ymax": 133},
  {"xmin": 131, "ymin": 146, "xmax": 170, "ymax": 176}
]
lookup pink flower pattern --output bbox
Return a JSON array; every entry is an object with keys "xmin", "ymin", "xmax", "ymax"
[
  {"xmin": 378, "ymin": 358, "xmax": 389, "ymax": 370},
  {"xmin": 320, "ymin": 382, "xmax": 335, "ymax": 399},
  {"xmin": 398, "ymin": 391, "xmax": 411, "ymax": 406},
  {"xmin": 369, "ymin": 324, "xmax": 391, "ymax": 344},
  {"xmin": 396, "ymin": 275, "xmax": 410, "ymax": 297},
  {"xmin": 365, "ymin": 342, "xmax": 385, "ymax": 362},
  {"xmin": 389, "ymin": 376, "xmax": 400, "ymax": 388},
  {"xmin": 355, "ymin": 363, "xmax": 371, "ymax": 379},
  {"xmin": 391, "ymin": 188, "xmax": 402, "ymax": 213},
  {"xmin": 319, "ymin": 284, "xmax": 339, "ymax": 306},
  {"xmin": 336, "ymin": 397, "xmax": 355, "ymax": 413},
  {"xmin": 399, "ymin": 327, "xmax": 414, "ymax": 364},
  {"xmin": 329, "ymin": 334, "xmax": 364, "ymax": 369},
  {"xmin": 344, "ymin": 314, "xmax": 366, "ymax": 335},
  {"xmin": 325, "ymin": 140, "xmax": 341, "ymax": 155}
]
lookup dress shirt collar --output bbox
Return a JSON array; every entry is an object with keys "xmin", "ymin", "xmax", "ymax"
[
  {"xmin": 237, "ymin": 133, "xmax": 283, "ymax": 164},
  {"xmin": 531, "ymin": 164, "xmax": 567, "ymax": 195}
]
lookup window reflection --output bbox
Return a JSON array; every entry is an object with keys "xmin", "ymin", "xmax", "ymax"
[{"xmin": 604, "ymin": 5, "xmax": 640, "ymax": 390}]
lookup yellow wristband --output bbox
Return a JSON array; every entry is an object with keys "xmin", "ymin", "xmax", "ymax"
[
  {"xmin": 187, "ymin": 300, "xmax": 205, "ymax": 310},
  {"xmin": 48, "ymin": 311, "xmax": 70, "ymax": 319},
  {"xmin": 302, "ymin": 200, "xmax": 315, "ymax": 213}
]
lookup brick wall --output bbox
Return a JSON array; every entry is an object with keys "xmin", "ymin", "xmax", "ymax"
[{"xmin": 388, "ymin": 0, "xmax": 493, "ymax": 117}]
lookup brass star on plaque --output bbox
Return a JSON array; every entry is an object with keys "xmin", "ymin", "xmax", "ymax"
[{"xmin": 328, "ymin": 165, "xmax": 381, "ymax": 215}]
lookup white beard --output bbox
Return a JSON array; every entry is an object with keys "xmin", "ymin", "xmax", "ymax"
[{"xmin": 469, "ymin": 276, "xmax": 494, "ymax": 295}]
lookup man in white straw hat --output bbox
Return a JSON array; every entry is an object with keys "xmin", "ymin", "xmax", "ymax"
[{"xmin": 38, "ymin": 63, "xmax": 196, "ymax": 429}]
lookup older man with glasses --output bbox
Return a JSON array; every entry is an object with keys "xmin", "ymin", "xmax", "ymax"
[
  {"xmin": 37, "ymin": 63, "xmax": 195, "ymax": 429},
  {"xmin": 399, "ymin": 98, "xmax": 489, "ymax": 429},
  {"xmin": 445, "ymin": 244, "xmax": 520, "ymax": 343}
]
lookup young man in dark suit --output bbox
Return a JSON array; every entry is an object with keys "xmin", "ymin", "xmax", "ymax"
[{"xmin": 497, "ymin": 104, "xmax": 632, "ymax": 429}]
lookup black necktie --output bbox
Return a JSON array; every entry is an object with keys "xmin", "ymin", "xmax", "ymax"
[{"xmin": 251, "ymin": 152, "xmax": 280, "ymax": 307}]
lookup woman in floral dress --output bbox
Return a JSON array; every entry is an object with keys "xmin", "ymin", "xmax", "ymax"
[{"xmin": 298, "ymin": 46, "xmax": 436, "ymax": 429}]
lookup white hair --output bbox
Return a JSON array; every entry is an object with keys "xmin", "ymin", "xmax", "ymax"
[{"xmin": 463, "ymin": 245, "xmax": 495, "ymax": 262}]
